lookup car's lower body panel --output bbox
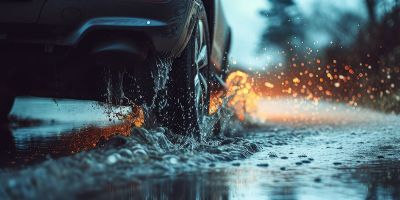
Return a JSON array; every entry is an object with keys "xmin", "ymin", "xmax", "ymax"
[
  {"xmin": 0, "ymin": 0, "xmax": 196, "ymax": 57},
  {"xmin": 0, "ymin": 0, "xmax": 230, "ymax": 105},
  {"xmin": 0, "ymin": 0, "xmax": 201, "ymax": 102}
]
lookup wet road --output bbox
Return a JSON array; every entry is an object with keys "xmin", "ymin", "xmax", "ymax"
[
  {"xmin": 1, "ymin": 97, "xmax": 400, "ymax": 199},
  {"xmin": 0, "ymin": 97, "xmax": 132, "ymax": 168}
]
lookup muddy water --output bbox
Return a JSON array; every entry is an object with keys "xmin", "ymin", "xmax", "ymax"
[{"xmin": 1, "ymin": 97, "xmax": 400, "ymax": 200}]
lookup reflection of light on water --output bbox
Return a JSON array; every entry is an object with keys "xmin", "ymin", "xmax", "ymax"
[
  {"xmin": 251, "ymin": 98, "xmax": 387, "ymax": 125},
  {"xmin": 8, "ymin": 98, "xmax": 145, "ymax": 161},
  {"xmin": 217, "ymin": 71, "xmax": 392, "ymax": 125},
  {"xmin": 10, "ymin": 97, "xmax": 144, "ymax": 138},
  {"xmin": 11, "ymin": 97, "xmax": 130, "ymax": 125}
]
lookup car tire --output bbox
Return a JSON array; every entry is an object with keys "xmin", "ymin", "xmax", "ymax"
[
  {"xmin": 156, "ymin": 2, "xmax": 211, "ymax": 137},
  {"xmin": 0, "ymin": 92, "xmax": 15, "ymax": 123}
]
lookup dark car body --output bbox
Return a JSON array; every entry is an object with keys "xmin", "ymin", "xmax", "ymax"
[{"xmin": 0, "ymin": 0, "xmax": 230, "ymax": 102}]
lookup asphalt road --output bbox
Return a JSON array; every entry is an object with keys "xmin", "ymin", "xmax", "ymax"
[{"xmin": 0, "ymin": 97, "xmax": 399, "ymax": 200}]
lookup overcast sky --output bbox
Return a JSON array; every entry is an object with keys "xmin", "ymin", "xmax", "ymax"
[{"xmin": 221, "ymin": 0, "xmax": 269, "ymax": 71}]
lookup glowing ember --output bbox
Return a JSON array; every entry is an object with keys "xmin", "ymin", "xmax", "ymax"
[
  {"xmin": 264, "ymin": 82, "xmax": 274, "ymax": 89},
  {"xmin": 215, "ymin": 71, "xmax": 261, "ymax": 121},
  {"xmin": 209, "ymin": 90, "xmax": 224, "ymax": 115},
  {"xmin": 127, "ymin": 105, "xmax": 145, "ymax": 127},
  {"xmin": 113, "ymin": 105, "xmax": 145, "ymax": 128}
]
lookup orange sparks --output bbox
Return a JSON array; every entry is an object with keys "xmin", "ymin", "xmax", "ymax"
[
  {"xmin": 224, "ymin": 71, "xmax": 261, "ymax": 121},
  {"xmin": 265, "ymin": 82, "xmax": 275, "ymax": 88}
]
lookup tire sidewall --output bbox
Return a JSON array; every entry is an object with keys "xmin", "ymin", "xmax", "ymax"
[{"xmin": 157, "ymin": 1, "xmax": 212, "ymax": 136}]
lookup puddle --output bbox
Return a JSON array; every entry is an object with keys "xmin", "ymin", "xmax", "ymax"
[{"xmin": 1, "ymin": 97, "xmax": 400, "ymax": 200}]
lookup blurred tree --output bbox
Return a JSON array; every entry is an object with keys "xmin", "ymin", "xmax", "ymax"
[
  {"xmin": 259, "ymin": 0, "xmax": 305, "ymax": 59},
  {"xmin": 258, "ymin": 0, "xmax": 400, "ymax": 113},
  {"xmin": 366, "ymin": 0, "xmax": 377, "ymax": 24}
]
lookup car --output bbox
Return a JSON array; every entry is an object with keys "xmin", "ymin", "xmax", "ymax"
[{"xmin": 0, "ymin": 0, "xmax": 231, "ymax": 135}]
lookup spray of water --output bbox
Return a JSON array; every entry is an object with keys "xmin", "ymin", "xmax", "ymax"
[
  {"xmin": 96, "ymin": 55, "xmax": 255, "ymax": 150},
  {"xmin": 150, "ymin": 56, "xmax": 173, "ymax": 110}
]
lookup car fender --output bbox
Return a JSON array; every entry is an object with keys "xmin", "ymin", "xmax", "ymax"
[{"xmin": 204, "ymin": 0, "xmax": 231, "ymax": 72}]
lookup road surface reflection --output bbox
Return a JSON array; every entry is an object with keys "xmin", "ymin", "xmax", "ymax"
[{"xmin": 0, "ymin": 97, "xmax": 399, "ymax": 200}]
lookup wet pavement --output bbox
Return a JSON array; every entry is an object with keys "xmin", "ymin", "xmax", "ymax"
[
  {"xmin": 0, "ymin": 97, "xmax": 132, "ymax": 167},
  {"xmin": 1, "ymin": 97, "xmax": 400, "ymax": 199}
]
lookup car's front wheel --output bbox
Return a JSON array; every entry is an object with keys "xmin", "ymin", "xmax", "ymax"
[{"xmin": 157, "ymin": 2, "xmax": 211, "ymax": 137}]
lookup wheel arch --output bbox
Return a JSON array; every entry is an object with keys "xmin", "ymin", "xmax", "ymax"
[
  {"xmin": 203, "ymin": 0, "xmax": 216, "ymax": 45},
  {"xmin": 201, "ymin": 0, "xmax": 231, "ymax": 73}
]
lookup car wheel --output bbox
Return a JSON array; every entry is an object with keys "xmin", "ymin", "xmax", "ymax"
[
  {"xmin": 0, "ymin": 91, "xmax": 15, "ymax": 123},
  {"xmin": 157, "ymin": 2, "xmax": 211, "ymax": 137}
]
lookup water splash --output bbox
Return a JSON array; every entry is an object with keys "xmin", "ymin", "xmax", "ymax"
[
  {"xmin": 102, "ymin": 66, "xmax": 135, "ymax": 122},
  {"xmin": 150, "ymin": 56, "xmax": 173, "ymax": 110},
  {"xmin": 0, "ymin": 126, "xmax": 261, "ymax": 199}
]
